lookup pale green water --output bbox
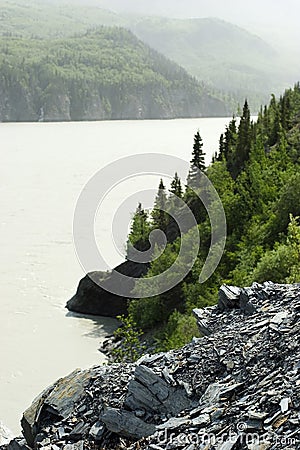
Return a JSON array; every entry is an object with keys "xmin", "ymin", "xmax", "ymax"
[{"xmin": 0, "ymin": 117, "xmax": 232, "ymax": 433}]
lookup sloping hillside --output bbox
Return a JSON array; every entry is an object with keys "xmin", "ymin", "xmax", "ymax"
[
  {"xmin": 0, "ymin": 0, "xmax": 125, "ymax": 37},
  {"xmin": 0, "ymin": 0, "xmax": 297, "ymax": 110},
  {"xmin": 3, "ymin": 282, "xmax": 300, "ymax": 449},
  {"xmin": 0, "ymin": 28, "xmax": 228, "ymax": 121},
  {"xmin": 130, "ymin": 17, "xmax": 291, "ymax": 107}
]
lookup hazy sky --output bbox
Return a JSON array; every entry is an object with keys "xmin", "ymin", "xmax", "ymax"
[
  {"xmin": 90, "ymin": 0, "xmax": 299, "ymax": 51},
  {"xmin": 94, "ymin": 0, "xmax": 297, "ymax": 22}
]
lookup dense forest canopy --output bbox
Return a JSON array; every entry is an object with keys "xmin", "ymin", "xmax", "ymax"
[
  {"xmin": 130, "ymin": 16, "xmax": 292, "ymax": 109},
  {"xmin": 125, "ymin": 83, "xmax": 300, "ymax": 352},
  {"xmin": 0, "ymin": 28, "xmax": 228, "ymax": 121},
  {"xmin": 0, "ymin": 0, "xmax": 298, "ymax": 111}
]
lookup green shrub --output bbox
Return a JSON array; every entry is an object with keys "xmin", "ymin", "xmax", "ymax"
[
  {"xmin": 252, "ymin": 215, "xmax": 300, "ymax": 283},
  {"xmin": 157, "ymin": 311, "xmax": 200, "ymax": 351},
  {"xmin": 128, "ymin": 296, "xmax": 164, "ymax": 330},
  {"xmin": 111, "ymin": 315, "xmax": 146, "ymax": 363}
]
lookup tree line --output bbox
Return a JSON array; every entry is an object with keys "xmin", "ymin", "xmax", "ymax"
[
  {"xmin": 125, "ymin": 83, "xmax": 300, "ymax": 352},
  {"xmin": 0, "ymin": 27, "xmax": 227, "ymax": 121}
]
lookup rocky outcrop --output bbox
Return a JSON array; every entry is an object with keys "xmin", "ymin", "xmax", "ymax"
[
  {"xmin": 4, "ymin": 282, "xmax": 300, "ymax": 449},
  {"xmin": 66, "ymin": 261, "xmax": 149, "ymax": 317},
  {"xmin": 67, "ymin": 213, "xmax": 184, "ymax": 318},
  {"xmin": 0, "ymin": 68, "xmax": 228, "ymax": 123},
  {"xmin": 0, "ymin": 85, "xmax": 227, "ymax": 122}
]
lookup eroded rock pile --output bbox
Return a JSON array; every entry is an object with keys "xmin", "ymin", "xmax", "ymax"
[{"xmin": 3, "ymin": 282, "xmax": 300, "ymax": 450}]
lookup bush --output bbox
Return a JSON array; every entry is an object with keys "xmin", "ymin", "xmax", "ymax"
[
  {"xmin": 252, "ymin": 215, "xmax": 300, "ymax": 284},
  {"xmin": 111, "ymin": 315, "xmax": 146, "ymax": 363},
  {"xmin": 157, "ymin": 311, "xmax": 200, "ymax": 351},
  {"xmin": 252, "ymin": 244, "xmax": 293, "ymax": 283},
  {"xmin": 128, "ymin": 296, "xmax": 164, "ymax": 330}
]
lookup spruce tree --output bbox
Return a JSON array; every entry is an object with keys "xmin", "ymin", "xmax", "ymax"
[
  {"xmin": 187, "ymin": 130, "xmax": 206, "ymax": 188},
  {"xmin": 224, "ymin": 117, "xmax": 238, "ymax": 175},
  {"xmin": 217, "ymin": 133, "xmax": 226, "ymax": 161},
  {"xmin": 191, "ymin": 130, "xmax": 206, "ymax": 171},
  {"xmin": 168, "ymin": 172, "xmax": 183, "ymax": 214},
  {"xmin": 169, "ymin": 172, "xmax": 183, "ymax": 198},
  {"xmin": 127, "ymin": 203, "xmax": 150, "ymax": 255},
  {"xmin": 231, "ymin": 100, "xmax": 252, "ymax": 178},
  {"xmin": 152, "ymin": 179, "xmax": 168, "ymax": 230}
]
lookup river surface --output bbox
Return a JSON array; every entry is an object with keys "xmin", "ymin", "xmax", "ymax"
[{"xmin": 0, "ymin": 117, "xmax": 232, "ymax": 433}]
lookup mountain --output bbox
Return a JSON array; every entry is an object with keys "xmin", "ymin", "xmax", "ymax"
[
  {"xmin": 0, "ymin": 0, "xmax": 126, "ymax": 37},
  {"xmin": 0, "ymin": 0, "xmax": 297, "ymax": 111},
  {"xmin": 129, "ymin": 16, "xmax": 292, "ymax": 109},
  {"xmin": 0, "ymin": 28, "xmax": 228, "ymax": 121}
]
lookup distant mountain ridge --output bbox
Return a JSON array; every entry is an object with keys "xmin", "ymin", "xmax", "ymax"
[
  {"xmin": 129, "ymin": 16, "xmax": 288, "ymax": 108},
  {"xmin": 0, "ymin": 0, "xmax": 297, "ymax": 114},
  {"xmin": 0, "ymin": 28, "xmax": 228, "ymax": 122}
]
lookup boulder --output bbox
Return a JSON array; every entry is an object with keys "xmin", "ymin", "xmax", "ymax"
[
  {"xmin": 218, "ymin": 284, "xmax": 241, "ymax": 310},
  {"xmin": 6, "ymin": 439, "xmax": 30, "ymax": 450},
  {"xmin": 66, "ymin": 260, "xmax": 149, "ymax": 317},
  {"xmin": 66, "ymin": 214, "xmax": 186, "ymax": 318},
  {"xmin": 100, "ymin": 408, "xmax": 155, "ymax": 440},
  {"xmin": 125, "ymin": 365, "xmax": 193, "ymax": 416},
  {"xmin": 21, "ymin": 369, "xmax": 92, "ymax": 447},
  {"xmin": 218, "ymin": 284, "xmax": 257, "ymax": 315}
]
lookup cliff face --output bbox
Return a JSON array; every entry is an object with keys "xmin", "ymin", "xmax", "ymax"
[
  {"xmin": 0, "ymin": 83, "xmax": 36, "ymax": 122},
  {"xmin": 3, "ymin": 282, "xmax": 300, "ymax": 449},
  {"xmin": 0, "ymin": 81, "xmax": 227, "ymax": 122}
]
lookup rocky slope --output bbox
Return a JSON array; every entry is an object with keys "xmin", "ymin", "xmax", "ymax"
[{"xmin": 2, "ymin": 282, "xmax": 300, "ymax": 449}]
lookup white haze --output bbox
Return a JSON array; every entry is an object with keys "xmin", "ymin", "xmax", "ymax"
[
  {"xmin": 69, "ymin": 0, "xmax": 300, "ymax": 55},
  {"xmin": 26, "ymin": 0, "xmax": 300, "ymax": 57}
]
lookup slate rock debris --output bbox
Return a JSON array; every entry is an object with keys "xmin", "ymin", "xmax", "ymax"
[{"xmin": 2, "ymin": 282, "xmax": 300, "ymax": 449}]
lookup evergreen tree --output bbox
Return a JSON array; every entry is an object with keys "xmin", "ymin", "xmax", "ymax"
[
  {"xmin": 127, "ymin": 203, "xmax": 150, "ymax": 255},
  {"xmin": 187, "ymin": 130, "xmax": 206, "ymax": 188},
  {"xmin": 168, "ymin": 172, "xmax": 183, "ymax": 227},
  {"xmin": 152, "ymin": 179, "xmax": 168, "ymax": 230},
  {"xmin": 191, "ymin": 130, "xmax": 206, "ymax": 171},
  {"xmin": 223, "ymin": 117, "xmax": 238, "ymax": 176},
  {"xmin": 169, "ymin": 172, "xmax": 183, "ymax": 198},
  {"xmin": 231, "ymin": 100, "xmax": 252, "ymax": 178},
  {"xmin": 217, "ymin": 133, "xmax": 226, "ymax": 161},
  {"xmin": 211, "ymin": 151, "xmax": 218, "ymax": 163}
]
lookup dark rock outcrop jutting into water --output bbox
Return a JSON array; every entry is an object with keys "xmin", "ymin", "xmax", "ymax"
[
  {"xmin": 66, "ymin": 260, "xmax": 149, "ymax": 317},
  {"xmin": 67, "ymin": 212, "xmax": 183, "ymax": 318},
  {"xmin": 2, "ymin": 282, "xmax": 300, "ymax": 449}
]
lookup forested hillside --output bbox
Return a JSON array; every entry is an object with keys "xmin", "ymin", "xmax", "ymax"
[
  {"xmin": 126, "ymin": 83, "xmax": 300, "ymax": 350},
  {"xmin": 131, "ymin": 17, "xmax": 290, "ymax": 109},
  {"xmin": 0, "ymin": 28, "xmax": 227, "ymax": 121},
  {"xmin": 0, "ymin": 0, "xmax": 298, "ymax": 112},
  {"xmin": 0, "ymin": 0, "xmax": 125, "ymax": 37}
]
